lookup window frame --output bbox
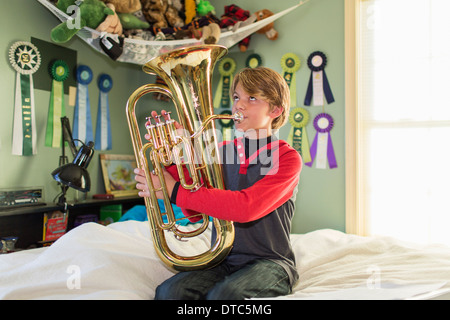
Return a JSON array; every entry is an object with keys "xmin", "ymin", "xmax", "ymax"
[{"xmin": 344, "ymin": 0, "xmax": 365, "ymax": 235}]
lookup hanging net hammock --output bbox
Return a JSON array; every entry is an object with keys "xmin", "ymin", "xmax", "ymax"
[{"xmin": 37, "ymin": 0, "xmax": 309, "ymax": 65}]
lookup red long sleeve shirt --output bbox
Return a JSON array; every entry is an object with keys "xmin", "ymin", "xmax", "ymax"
[
  {"xmin": 166, "ymin": 136, "xmax": 302, "ymax": 285},
  {"xmin": 169, "ymin": 138, "xmax": 301, "ymax": 223}
]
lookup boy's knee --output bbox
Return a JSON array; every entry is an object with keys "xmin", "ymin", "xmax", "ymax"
[
  {"xmin": 155, "ymin": 276, "xmax": 203, "ymax": 300},
  {"xmin": 206, "ymin": 283, "xmax": 244, "ymax": 300},
  {"xmin": 155, "ymin": 279, "xmax": 187, "ymax": 300},
  {"xmin": 154, "ymin": 281, "xmax": 173, "ymax": 300}
]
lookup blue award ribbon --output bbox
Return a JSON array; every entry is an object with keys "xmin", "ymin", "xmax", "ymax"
[
  {"xmin": 95, "ymin": 74, "xmax": 113, "ymax": 150},
  {"xmin": 304, "ymin": 51, "xmax": 335, "ymax": 106},
  {"xmin": 73, "ymin": 65, "xmax": 94, "ymax": 146}
]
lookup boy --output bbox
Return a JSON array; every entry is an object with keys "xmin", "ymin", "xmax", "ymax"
[{"xmin": 135, "ymin": 67, "xmax": 302, "ymax": 299}]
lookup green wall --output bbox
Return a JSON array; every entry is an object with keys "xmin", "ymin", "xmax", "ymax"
[
  {"xmin": 209, "ymin": 0, "xmax": 346, "ymax": 234},
  {"xmin": 0, "ymin": 0, "xmax": 345, "ymax": 234},
  {"xmin": 0, "ymin": 0, "xmax": 157, "ymax": 204}
]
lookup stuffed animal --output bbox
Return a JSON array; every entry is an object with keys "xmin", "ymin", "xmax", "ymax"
[
  {"xmin": 184, "ymin": 0, "xmax": 196, "ymax": 24},
  {"xmin": 96, "ymin": 3, "xmax": 123, "ymax": 35},
  {"xmin": 219, "ymin": 4, "xmax": 251, "ymax": 52},
  {"xmin": 100, "ymin": 0, "xmax": 150, "ymax": 29},
  {"xmin": 141, "ymin": 0, "xmax": 184, "ymax": 31},
  {"xmin": 106, "ymin": 0, "xmax": 141, "ymax": 13},
  {"xmin": 51, "ymin": 0, "xmax": 115, "ymax": 43},
  {"xmin": 156, "ymin": 13, "xmax": 219, "ymax": 41},
  {"xmin": 255, "ymin": 9, "xmax": 278, "ymax": 41},
  {"xmin": 202, "ymin": 22, "xmax": 220, "ymax": 44},
  {"xmin": 196, "ymin": 0, "xmax": 215, "ymax": 16}
]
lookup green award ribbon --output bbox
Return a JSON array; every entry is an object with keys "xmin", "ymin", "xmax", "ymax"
[
  {"xmin": 245, "ymin": 53, "xmax": 262, "ymax": 68},
  {"xmin": 9, "ymin": 41, "xmax": 41, "ymax": 156},
  {"xmin": 280, "ymin": 53, "xmax": 301, "ymax": 107},
  {"xmin": 214, "ymin": 57, "xmax": 236, "ymax": 109},
  {"xmin": 45, "ymin": 60, "xmax": 69, "ymax": 148},
  {"xmin": 287, "ymin": 107, "xmax": 311, "ymax": 162},
  {"xmin": 218, "ymin": 110, "xmax": 234, "ymax": 141}
]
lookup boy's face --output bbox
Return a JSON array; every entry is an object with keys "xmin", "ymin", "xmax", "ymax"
[{"xmin": 232, "ymin": 83, "xmax": 279, "ymax": 138}]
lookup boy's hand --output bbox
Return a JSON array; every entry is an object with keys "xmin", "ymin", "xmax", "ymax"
[
  {"xmin": 134, "ymin": 167, "xmax": 150, "ymax": 198},
  {"xmin": 134, "ymin": 167, "xmax": 177, "ymax": 200},
  {"xmin": 136, "ymin": 109, "xmax": 181, "ymax": 199},
  {"xmin": 145, "ymin": 109, "xmax": 184, "ymax": 141}
]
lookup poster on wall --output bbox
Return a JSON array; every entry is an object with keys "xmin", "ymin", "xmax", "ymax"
[{"xmin": 30, "ymin": 37, "xmax": 77, "ymax": 93}]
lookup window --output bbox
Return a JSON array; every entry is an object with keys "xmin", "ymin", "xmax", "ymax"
[{"xmin": 346, "ymin": 0, "xmax": 450, "ymax": 245}]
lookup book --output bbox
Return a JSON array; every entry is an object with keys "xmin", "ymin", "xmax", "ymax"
[{"xmin": 43, "ymin": 210, "xmax": 68, "ymax": 242}]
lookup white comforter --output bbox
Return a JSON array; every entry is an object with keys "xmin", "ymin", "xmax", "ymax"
[{"xmin": 1, "ymin": 221, "xmax": 449, "ymax": 300}]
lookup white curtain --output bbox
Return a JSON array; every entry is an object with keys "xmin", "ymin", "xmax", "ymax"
[{"xmin": 358, "ymin": 0, "xmax": 450, "ymax": 245}]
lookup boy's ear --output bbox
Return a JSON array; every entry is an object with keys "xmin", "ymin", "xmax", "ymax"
[{"xmin": 270, "ymin": 106, "xmax": 283, "ymax": 119}]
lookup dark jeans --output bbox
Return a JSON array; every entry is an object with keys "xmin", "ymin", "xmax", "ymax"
[{"xmin": 155, "ymin": 259, "xmax": 291, "ymax": 300}]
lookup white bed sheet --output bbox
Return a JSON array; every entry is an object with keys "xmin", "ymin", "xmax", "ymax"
[{"xmin": 1, "ymin": 221, "xmax": 449, "ymax": 300}]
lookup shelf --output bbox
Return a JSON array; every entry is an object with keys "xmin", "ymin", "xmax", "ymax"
[
  {"xmin": 0, "ymin": 196, "xmax": 144, "ymax": 217},
  {"xmin": 0, "ymin": 196, "xmax": 145, "ymax": 249}
]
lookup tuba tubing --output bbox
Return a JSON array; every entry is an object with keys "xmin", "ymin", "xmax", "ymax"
[{"xmin": 126, "ymin": 45, "xmax": 242, "ymax": 271}]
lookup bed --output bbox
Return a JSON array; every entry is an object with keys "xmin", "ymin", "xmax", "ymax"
[{"xmin": 1, "ymin": 218, "xmax": 450, "ymax": 300}]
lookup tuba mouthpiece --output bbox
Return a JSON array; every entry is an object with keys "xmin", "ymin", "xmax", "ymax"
[{"xmin": 233, "ymin": 111, "xmax": 244, "ymax": 123}]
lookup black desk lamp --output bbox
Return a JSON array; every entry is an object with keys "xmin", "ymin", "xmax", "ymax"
[{"xmin": 51, "ymin": 117, "xmax": 94, "ymax": 206}]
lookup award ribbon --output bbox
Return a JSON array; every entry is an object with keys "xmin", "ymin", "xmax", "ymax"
[
  {"xmin": 214, "ymin": 57, "xmax": 236, "ymax": 109},
  {"xmin": 73, "ymin": 65, "xmax": 94, "ymax": 146},
  {"xmin": 245, "ymin": 53, "xmax": 262, "ymax": 68},
  {"xmin": 287, "ymin": 107, "xmax": 311, "ymax": 163},
  {"xmin": 306, "ymin": 113, "xmax": 337, "ymax": 169},
  {"xmin": 280, "ymin": 53, "xmax": 300, "ymax": 107},
  {"xmin": 9, "ymin": 41, "xmax": 41, "ymax": 156},
  {"xmin": 95, "ymin": 74, "xmax": 113, "ymax": 150},
  {"xmin": 218, "ymin": 110, "xmax": 234, "ymax": 142},
  {"xmin": 45, "ymin": 60, "xmax": 69, "ymax": 148},
  {"xmin": 304, "ymin": 51, "xmax": 335, "ymax": 106}
]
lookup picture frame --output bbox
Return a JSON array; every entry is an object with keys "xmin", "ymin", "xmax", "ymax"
[{"xmin": 99, "ymin": 154, "xmax": 139, "ymax": 197}]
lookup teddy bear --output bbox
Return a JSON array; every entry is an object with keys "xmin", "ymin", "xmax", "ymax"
[
  {"xmin": 100, "ymin": 0, "xmax": 150, "ymax": 29},
  {"xmin": 255, "ymin": 9, "xmax": 278, "ymax": 41},
  {"xmin": 96, "ymin": 3, "xmax": 123, "ymax": 35},
  {"xmin": 201, "ymin": 22, "xmax": 220, "ymax": 44},
  {"xmin": 141, "ymin": 0, "xmax": 184, "ymax": 31},
  {"xmin": 51, "ymin": 0, "xmax": 115, "ymax": 43},
  {"xmin": 219, "ymin": 6, "xmax": 279, "ymax": 52}
]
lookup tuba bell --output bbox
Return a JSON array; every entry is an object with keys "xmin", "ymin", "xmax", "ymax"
[{"xmin": 126, "ymin": 45, "xmax": 243, "ymax": 271}]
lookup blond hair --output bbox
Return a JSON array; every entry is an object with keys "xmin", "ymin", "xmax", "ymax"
[{"xmin": 230, "ymin": 67, "xmax": 290, "ymax": 129}]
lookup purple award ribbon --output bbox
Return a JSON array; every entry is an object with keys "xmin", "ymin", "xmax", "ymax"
[{"xmin": 305, "ymin": 113, "xmax": 337, "ymax": 169}]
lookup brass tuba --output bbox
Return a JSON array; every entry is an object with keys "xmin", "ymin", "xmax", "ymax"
[{"xmin": 126, "ymin": 45, "xmax": 242, "ymax": 271}]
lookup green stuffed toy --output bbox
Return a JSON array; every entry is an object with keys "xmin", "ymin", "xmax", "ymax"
[
  {"xmin": 51, "ymin": 0, "xmax": 115, "ymax": 43},
  {"xmin": 196, "ymin": 0, "xmax": 215, "ymax": 16},
  {"xmin": 117, "ymin": 12, "xmax": 150, "ymax": 29}
]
